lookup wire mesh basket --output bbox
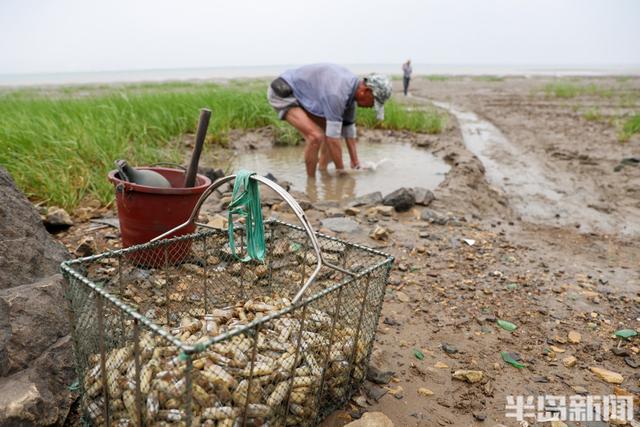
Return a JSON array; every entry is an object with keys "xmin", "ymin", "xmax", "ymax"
[{"xmin": 61, "ymin": 175, "xmax": 394, "ymax": 426}]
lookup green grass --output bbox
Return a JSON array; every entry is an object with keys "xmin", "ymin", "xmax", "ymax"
[
  {"xmin": 620, "ymin": 113, "xmax": 640, "ymax": 142},
  {"xmin": 357, "ymin": 102, "xmax": 446, "ymax": 134},
  {"xmin": 423, "ymin": 75, "xmax": 449, "ymax": 81},
  {"xmin": 543, "ymin": 82, "xmax": 614, "ymax": 98},
  {"xmin": 473, "ymin": 75, "xmax": 504, "ymax": 82},
  {"xmin": 0, "ymin": 81, "xmax": 441, "ymax": 210},
  {"xmin": 583, "ymin": 108, "xmax": 603, "ymax": 121}
]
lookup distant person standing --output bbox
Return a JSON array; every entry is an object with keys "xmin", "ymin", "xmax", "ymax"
[{"xmin": 402, "ymin": 59, "xmax": 413, "ymax": 96}]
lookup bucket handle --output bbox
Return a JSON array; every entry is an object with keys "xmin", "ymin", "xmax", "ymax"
[{"xmin": 151, "ymin": 174, "xmax": 353, "ymax": 304}]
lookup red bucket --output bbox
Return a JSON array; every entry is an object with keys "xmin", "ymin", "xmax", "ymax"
[{"xmin": 108, "ymin": 167, "xmax": 211, "ymax": 267}]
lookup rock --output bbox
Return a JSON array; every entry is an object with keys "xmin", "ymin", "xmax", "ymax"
[
  {"xmin": 363, "ymin": 381, "xmax": 387, "ymax": 402},
  {"xmin": 344, "ymin": 412, "xmax": 394, "ymax": 427},
  {"xmin": 0, "ymin": 335, "xmax": 74, "ymax": 426},
  {"xmin": 43, "ymin": 207, "xmax": 74, "ymax": 231},
  {"xmin": 567, "ymin": 330, "xmax": 582, "ymax": 344},
  {"xmin": 571, "ymin": 385, "xmax": 588, "ymax": 395},
  {"xmin": 472, "ymin": 413, "xmax": 486, "ymax": 421},
  {"xmin": 590, "ymin": 366, "xmax": 624, "ymax": 384},
  {"xmin": 370, "ymin": 225, "xmax": 389, "ymax": 241},
  {"xmin": 344, "ymin": 207, "xmax": 361, "ymax": 216},
  {"xmin": 198, "ymin": 166, "xmax": 225, "ymax": 183},
  {"xmin": 207, "ymin": 214, "xmax": 228, "ymax": 230},
  {"xmin": 382, "ymin": 188, "xmax": 415, "ymax": 212},
  {"xmin": 396, "ymin": 291, "xmax": 410, "ymax": 303},
  {"xmin": 434, "ymin": 362, "xmax": 449, "ymax": 369},
  {"xmin": 420, "ymin": 209, "xmax": 448, "ymax": 225},
  {"xmin": 452, "ymin": 370, "xmax": 484, "ymax": 383},
  {"xmin": 366, "ymin": 366, "xmax": 394, "ymax": 385},
  {"xmin": 0, "ymin": 168, "xmax": 69, "ymax": 289},
  {"xmin": 612, "ymin": 348, "xmax": 631, "ymax": 357},
  {"xmin": 417, "ymin": 387, "xmax": 434, "ymax": 397},
  {"xmin": 411, "ymin": 187, "xmax": 435, "ymax": 206},
  {"xmin": 0, "ymin": 170, "xmax": 74, "ymax": 426},
  {"xmin": 74, "ymin": 236, "xmax": 97, "ymax": 257},
  {"xmin": 353, "ymin": 395, "xmax": 368, "ymax": 407},
  {"xmin": 550, "ymin": 421, "xmax": 568, "ymax": 427},
  {"xmin": 376, "ymin": 206, "xmax": 395, "ymax": 217},
  {"xmin": 624, "ymin": 356, "xmax": 639, "ymax": 368},
  {"xmin": 325, "ymin": 207, "xmax": 344, "ymax": 218},
  {"xmin": 562, "ymin": 356, "xmax": 577, "ymax": 368},
  {"xmin": 350, "ymin": 192, "xmax": 383, "ymax": 207},
  {"xmin": 320, "ymin": 217, "xmax": 360, "ymax": 233},
  {"xmin": 442, "ymin": 343, "xmax": 458, "ymax": 354},
  {"xmin": 0, "ymin": 275, "xmax": 71, "ymax": 375}
]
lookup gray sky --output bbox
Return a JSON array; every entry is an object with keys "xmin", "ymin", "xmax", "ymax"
[{"xmin": 1, "ymin": 0, "xmax": 639, "ymax": 75}]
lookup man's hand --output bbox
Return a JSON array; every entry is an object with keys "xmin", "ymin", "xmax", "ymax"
[{"xmin": 345, "ymin": 137, "xmax": 360, "ymax": 170}]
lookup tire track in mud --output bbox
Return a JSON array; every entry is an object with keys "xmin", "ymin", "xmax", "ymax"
[{"xmin": 418, "ymin": 97, "xmax": 639, "ymax": 237}]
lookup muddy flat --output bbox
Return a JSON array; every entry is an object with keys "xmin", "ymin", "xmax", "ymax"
[{"xmin": 58, "ymin": 75, "xmax": 640, "ymax": 426}]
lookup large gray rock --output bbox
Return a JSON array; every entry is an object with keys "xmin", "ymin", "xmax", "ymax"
[
  {"xmin": 0, "ymin": 167, "xmax": 68, "ymax": 290},
  {"xmin": 0, "ymin": 167, "xmax": 74, "ymax": 426},
  {"xmin": 0, "ymin": 276, "xmax": 70, "ymax": 376},
  {"xmin": 0, "ymin": 336, "xmax": 74, "ymax": 427}
]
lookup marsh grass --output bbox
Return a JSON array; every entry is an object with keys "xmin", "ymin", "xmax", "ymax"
[
  {"xmin": 620, "ymin": 114, "xmax": 640, "ymax": 142},
  {"xmin": 1, "ymin": 81, "xmax": 441, "ymax": 209},
  {"xmin": 474, "ymin": 75, "xmax": 504, "ymax": 82},
  {"xmin": 357, "ymin": 103, "xmax": 445, "ymax": 134},
  {"xmin": 423, "ymin": 75, "xmax": 449, "ymax": 81},
  {"xmin": 543, "ymin": 82, "xmax": 614, "ymax": 98},
  {"xmin": 583, "ymin": 108, "xmax": 603, "ymax": 122}
]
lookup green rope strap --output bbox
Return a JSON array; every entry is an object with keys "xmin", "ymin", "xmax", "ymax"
[{"xmin": 227, "ymin": 170, "xmax": 266, "ymax": 262}]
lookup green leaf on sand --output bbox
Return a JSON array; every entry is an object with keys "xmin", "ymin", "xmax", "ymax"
[
  {"xmin": 614, "ymin": 329, "xmax": 638, "ymax": 339},
  {"xmin": 497, "ymin": 319, "xmax": 517, "ymax": 332},
  {"xmin": 501, "ymin": 351, "xmax": 525, "ymax": 369},
  {"xmin": 413, "ymin": 349, "xmax": 425, "ymax": 360}
]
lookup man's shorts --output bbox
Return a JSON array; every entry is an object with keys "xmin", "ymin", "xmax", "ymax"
[{"xmin": 267, "ymin": 86, "xmax": 299, "ymax": 120}]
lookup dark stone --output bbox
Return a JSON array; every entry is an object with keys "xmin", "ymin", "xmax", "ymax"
[
  {"xmin": 382, "ymin": 188, "xmax": 415, "ymax": 212},
  {"xmin": 611, "ymin": 347, "xmax": 631, "ymax": 357},
  {"xmin": 473, "ymin": 413, "xmax": 487, "ymax": 421},
  {"xmin": 624, "ymin": 357, "xmax": 639, "ymax": 368},
  {"xmin": 441, "ymin": 343, "xmax": 458, "ymax": 354},
  {"xmin": 366, "ymin": 366, "xmax": 395, "ymax": 385},
  {"xmin": 349, "ymin": 191, "xmax": 383, "ymax": 207},
  {"xmin": 198, "ymin": 166, "xmax": 225, "ymax": 183},
  {"xmin": 411, "ymin": 187, "xmax": 435, "ymax": 206},
  {"xmin": 0, "ymin": 167, "xmax": 69, "ymax": 290},
  {"xmin": 363, "ymin": 381, "xmax": 388, "ymax": 402},
  {"xmin": 532, "ymin": 376, "xmax": 550, "ymax": 383},
  {"xmin": 0, "ymin": 275, "xmax": 70, "ymax": 376},
  {"xmin": 383, "ymin": 317, "xmax": 400, "ymax": 326},
  {"xmin": 0, "ymin": 332, "xmax": 75, "ymax": 427},
  {"xmin": 264, "ymin": 172, "xmax": 278, "ymax": 182}
]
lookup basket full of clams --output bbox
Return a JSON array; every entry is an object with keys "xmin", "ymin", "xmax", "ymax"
[{"xmin": 62, "ymin": 174, "xmax": 394, "ymax": 426}]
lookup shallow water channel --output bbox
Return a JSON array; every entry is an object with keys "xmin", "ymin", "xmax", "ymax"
[
  {"xmin": 433, "ymin": 101, "xmax": 638, "ymax": 236},
  {"xmin": 232, "ymin": 140, "xmax": 450, "ymax": 202}
]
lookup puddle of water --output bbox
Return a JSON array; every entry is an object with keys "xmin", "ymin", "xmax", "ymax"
[
  {"xmin": 232, "ymin": 141, "xmax": 449, "ymax": 202},
  {"xmin": 434, "ymin": 101, "xmax": 638, "ymax": 236}
]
